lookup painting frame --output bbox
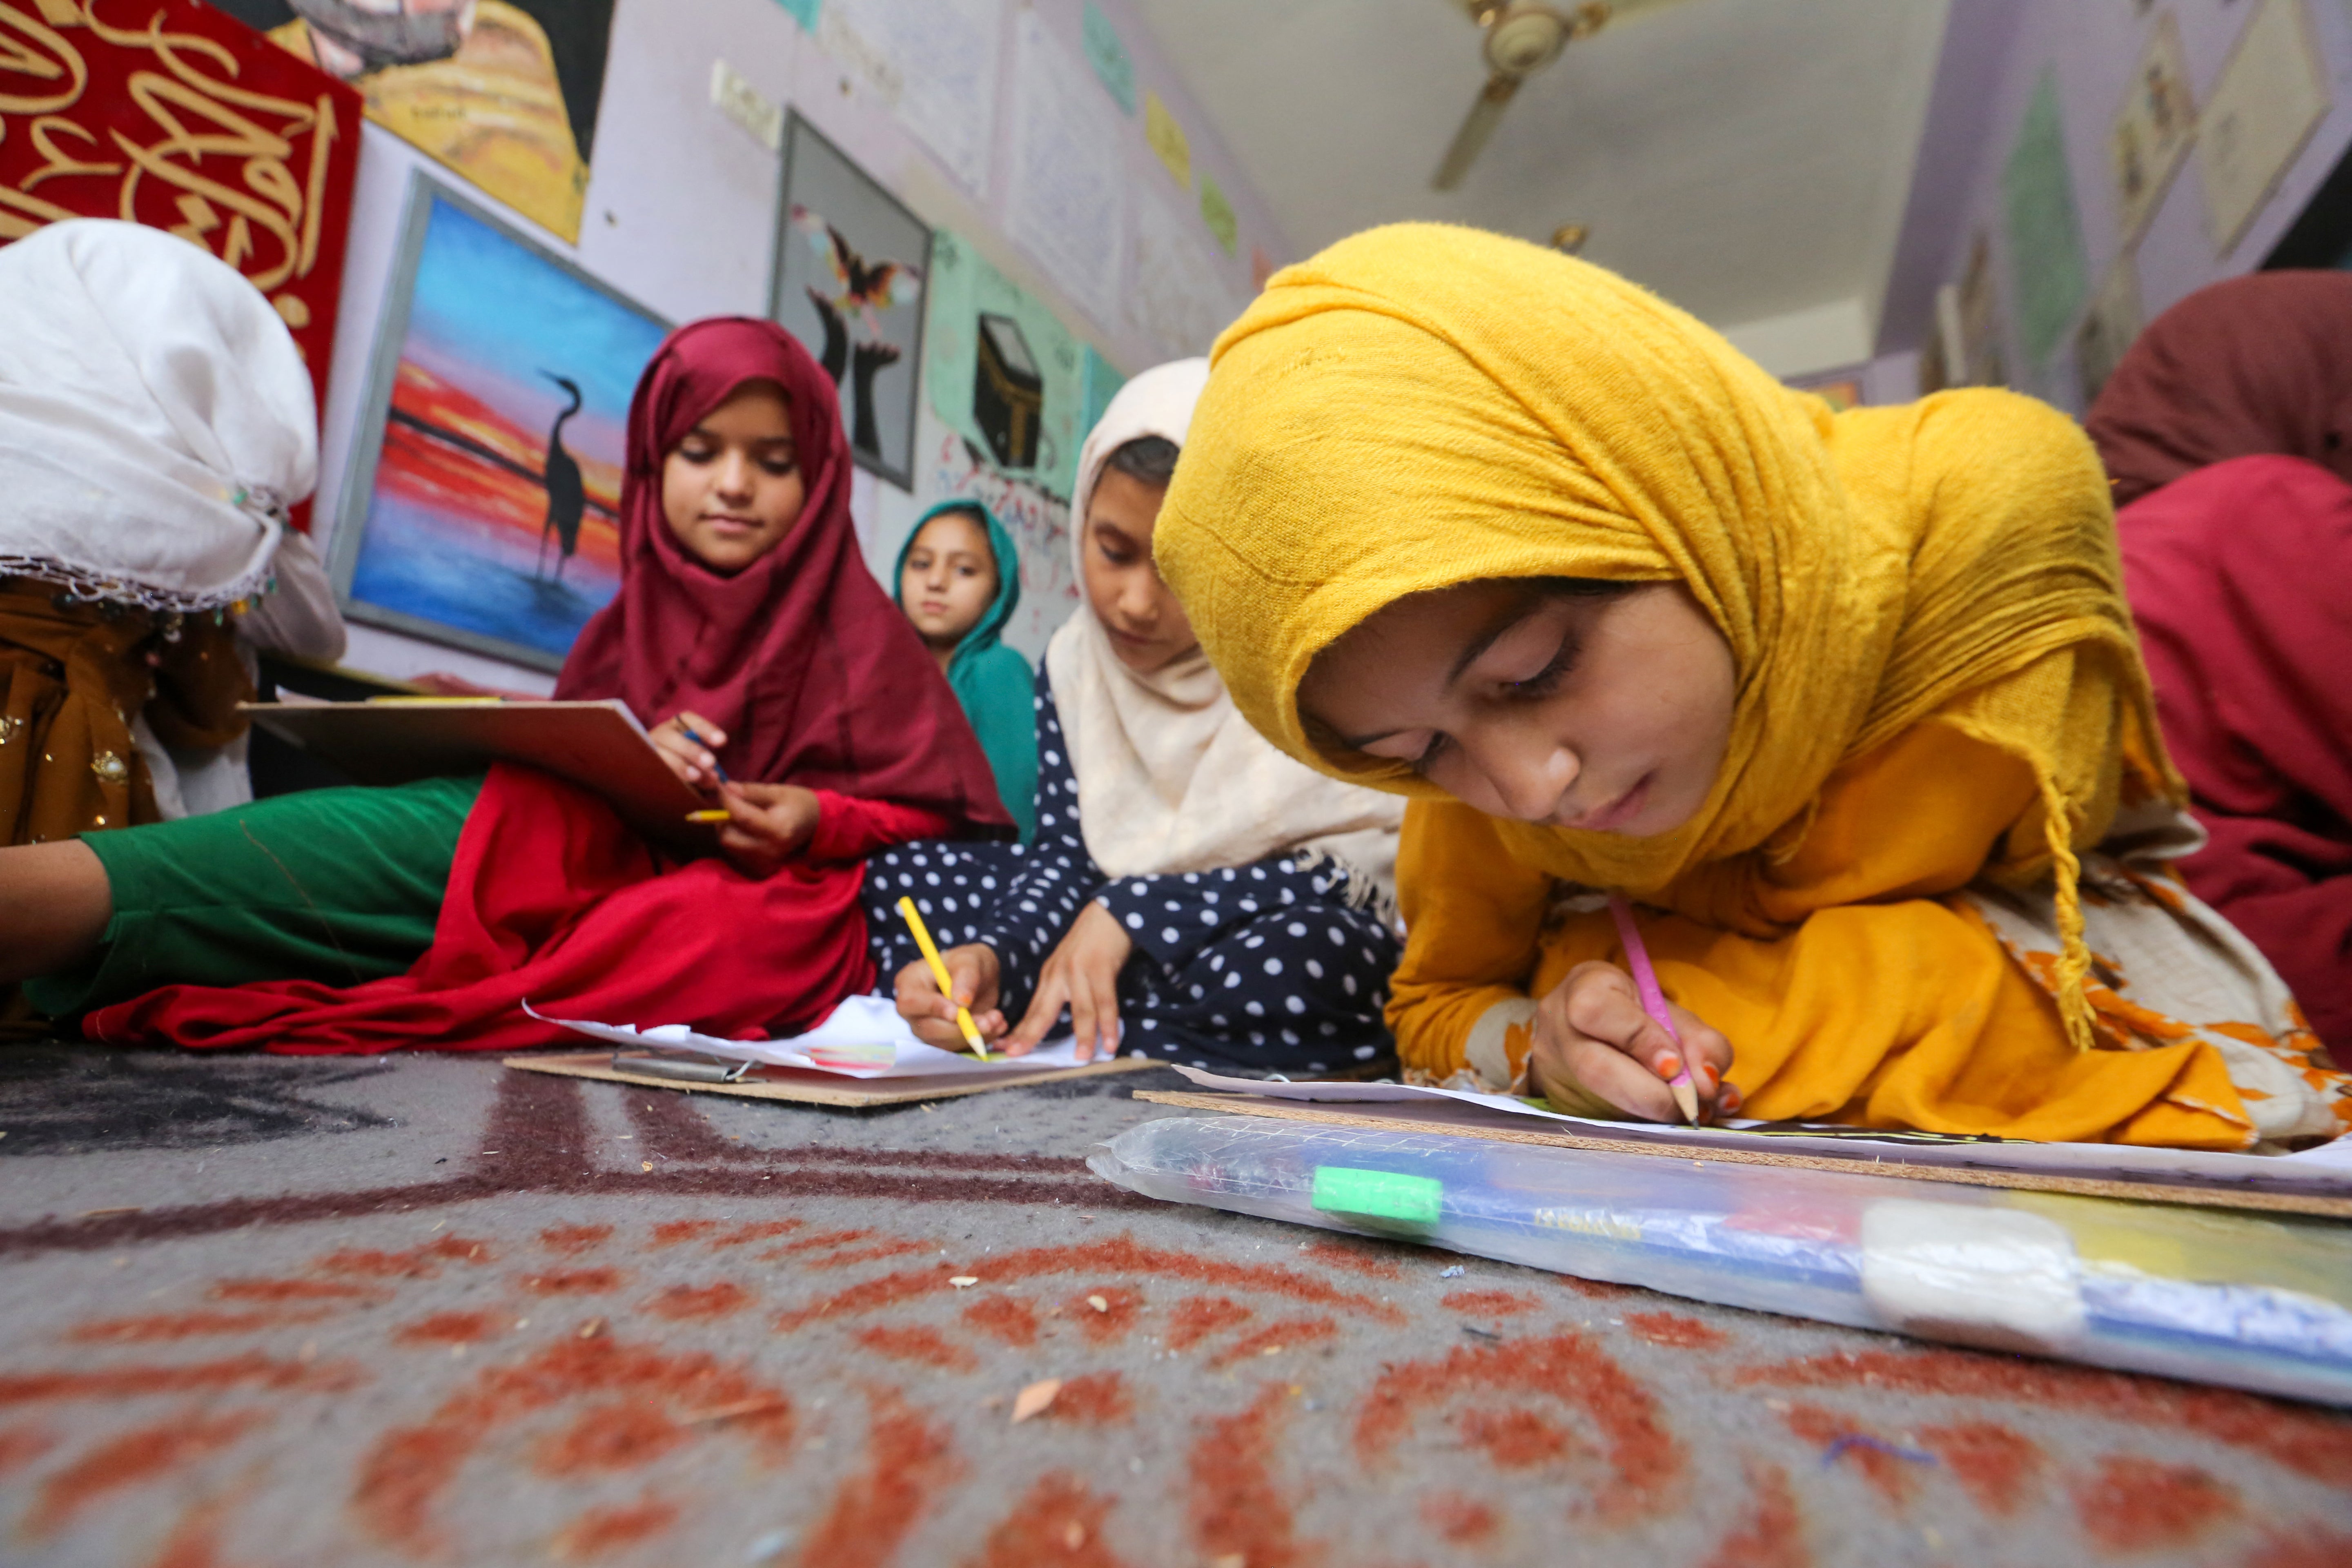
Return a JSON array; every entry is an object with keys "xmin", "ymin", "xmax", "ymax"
[
  {"xmin": 209, "ymin": 0, "xmax": 617, "ymax": 244},
  {"xmin": 769, "ymin": 110, "xmax": 933, "ymax": 492},
  {"xmin": 327, "ymin": 171, "xmax": 670, "ymax": 673}
]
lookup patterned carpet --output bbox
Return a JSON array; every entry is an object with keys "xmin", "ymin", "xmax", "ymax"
[{"xmin": 1, "ymin": 1044, "xmax": 2348, "ymax": 1566}]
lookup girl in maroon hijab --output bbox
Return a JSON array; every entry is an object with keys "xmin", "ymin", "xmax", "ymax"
[
  {"xmin": 0, "ymin": 318, "xmax": 1011, "ymax": 1051},
  {"xmin": 2085, "ymin": 272, "xmax": 2352, "ymax": 1060}
]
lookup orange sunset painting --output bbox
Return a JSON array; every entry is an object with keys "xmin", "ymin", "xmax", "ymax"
[{"xmin": 345, "ymin": 191, "xmax": 666, "ymax": 667}]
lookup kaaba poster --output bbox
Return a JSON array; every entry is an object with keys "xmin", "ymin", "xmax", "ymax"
[{"xmin": 0, "ymin": 0, "xmax": 364, "ymax": 421}]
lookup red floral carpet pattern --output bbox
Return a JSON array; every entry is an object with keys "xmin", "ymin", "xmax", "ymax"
[{"xmin": 0, "ymin": 1049, "xmax": 2347, "ymax": 1565}]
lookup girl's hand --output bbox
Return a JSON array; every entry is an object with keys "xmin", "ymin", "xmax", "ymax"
[
  {"xmin": 651, "ymin": 710, "xmax": 728, "ymax": 788},
  {"xmin": 1526, "ymin": 960, "xmax": 1738, "ymax": 1123},
  {"xmin": 893, "ymin": 942, "xmax": 1007, "ymax": 1050},
  {"xmin": 1004, "ymin": 901, "xmax": 1132, "ymax": 1062},
  {"xmin": 713, "ymin": 783, "xmax": 820, "ymax": 877}
]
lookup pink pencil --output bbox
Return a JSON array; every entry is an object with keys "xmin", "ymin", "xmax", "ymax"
[{"xmin": 1608, "ymin": 892, "xmax": 1702, "ymax": 1125}]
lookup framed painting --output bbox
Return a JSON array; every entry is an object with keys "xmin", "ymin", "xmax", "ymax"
[
  {"xmin": 769, "ymin": 111, "xmax": 932, "ymax": 491},
  {"xmin": 208, "ymin": 0, "xmax": 617, "ymax": 243},
  {"xmin": 328, "ymin": 173, "xmax": 669, "ymax": 672}
]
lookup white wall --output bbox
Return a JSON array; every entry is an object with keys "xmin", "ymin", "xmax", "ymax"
[{"xmin": 311, "ymin": 0, "xmax": 1286, "ymax": 690}]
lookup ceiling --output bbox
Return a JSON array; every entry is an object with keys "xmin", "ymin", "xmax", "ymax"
[{"xmin": 1129, "ymin": 0, "xmax": 1953, "ymax": 368}]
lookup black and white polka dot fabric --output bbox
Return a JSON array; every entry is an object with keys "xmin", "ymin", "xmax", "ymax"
[{"xmin": 861, "ymin": 666, "xmax": 1400, "ymax": 1076}]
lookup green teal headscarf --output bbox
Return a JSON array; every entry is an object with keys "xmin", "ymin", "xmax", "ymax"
[{"xmin": 895, "ymin": 500, "xmax": 1038, "ymax": 840}]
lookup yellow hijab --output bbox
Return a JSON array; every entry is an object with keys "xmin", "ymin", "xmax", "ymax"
[{"xmin": 1155, "ymin": 224, "xmax": 2180, "ymax": 1049}]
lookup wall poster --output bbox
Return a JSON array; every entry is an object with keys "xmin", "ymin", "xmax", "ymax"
[
  {"xmin": 2198, "ymin": 0, "xmax": 2330, "ymax": 253},
  {"xmin": 0, "ymin": 0, "xmax": 363, "ymax": 421},
  {"xmin": 209, "ymin": 0, "xmax": 616, "ymax": 243},
  {"xmin": 330, "ymin": 174, "xmax": 668, "ymax": 671},
  {"xmin": 2075, "ymin": 251, "xmax": 2144, "ymax": 409},
  {"xmin": 2002, "ymin": 69, "xmax": 2091, "ymax": 366},
  {"xmin": 2110, "ymin": 10, "xmax": 2196, "ymax": 243},
  {"xmin": 770, "ymin": 111, "xmax": 930, "ymax": 492}
]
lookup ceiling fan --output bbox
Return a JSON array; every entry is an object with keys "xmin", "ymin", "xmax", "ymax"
[{"xmin": 1431, "ymin": 0, "xmax": 1681, "ymax": 190}]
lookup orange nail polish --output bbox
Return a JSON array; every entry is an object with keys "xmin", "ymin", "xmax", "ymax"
[{"xmin": 1656, "ymin": 1052, "xmax": 1682, "ymax": 1081}]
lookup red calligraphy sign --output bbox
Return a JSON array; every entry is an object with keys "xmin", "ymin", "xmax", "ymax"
[{"xmin": 0, "ymin": 0, "xmax": 361, "ymax": 457}]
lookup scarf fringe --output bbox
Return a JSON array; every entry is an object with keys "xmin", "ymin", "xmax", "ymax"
[
  {"xmin": 2038, "ymin": 770, "xmax": 2097, "ymax": 1053},
  {"xmin": 0, "ymin": 553, "xmax": 272, "ymax": 616},
  {"xmin": 1291, "ymin": 843, "xmax": 1402, "ymax": 930}
]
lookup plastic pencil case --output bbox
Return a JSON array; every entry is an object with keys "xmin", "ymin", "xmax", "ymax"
[{"xmin": 1087, "ymin": 1115, "xmax": 2352, "ymax": 1407}]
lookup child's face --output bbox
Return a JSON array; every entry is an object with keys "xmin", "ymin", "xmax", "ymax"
[
  {"xmin": 1297, "ymin": 580, "xmax": 1736, "ymax": 837},
  {"xmin": 900, "ymin": 510, "xmax": 999, "ymax": 650},
  {"xmin": 661, "ymin": 381, "xmax": 806, "ymax": 574},
  {"xmin": 1081, "ymin": 467, "xmax": 1198, "ymax": 674}
]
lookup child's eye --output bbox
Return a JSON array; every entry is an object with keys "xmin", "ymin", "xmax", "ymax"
[
  {"xmin": 1503, "ymin": 636, "xmax": 1579, "ymax": 700},
  {"xmin": 762, "ymin": 455, "xmax": 796, "ymax": 475},
  {"xmin": 1411, "ymin": 733, "xmax": 1451, "ymax": 776}
]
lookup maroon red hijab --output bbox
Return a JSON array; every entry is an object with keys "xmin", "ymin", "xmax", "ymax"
[
  {"xmin": 557, "ymin": 317, "xmax": 1011, "ymax": 837},
  {"xmin": 2085, "ymin": 271, "xmax": 2352, "ymax": 506}
]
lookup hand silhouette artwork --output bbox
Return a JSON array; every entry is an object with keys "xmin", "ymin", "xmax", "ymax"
[{"xmin": 848, "ymin": 338, "xmax": 904, "ymax": 458}]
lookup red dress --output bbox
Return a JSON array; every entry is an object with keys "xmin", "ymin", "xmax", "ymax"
[
  {"xmin": 82, "ymin": 317, "xmax": 1010, "ymax": 1053},
  {"xmin": 2119, "ymin": 454, "xmax": 2352, "ymax": 1058},
  {"xmin": 88, "ymin": 767, "xmax": 947, "ymax": 1053}
]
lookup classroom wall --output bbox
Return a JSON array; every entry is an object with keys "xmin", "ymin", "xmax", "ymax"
[
  {"xmin": 305, "ymin": 0, "xmax": 1285, "ymax": 693},
  {"xmin": 1874, "ymin": 0, "xmax": 2352, "ymax": 414}
]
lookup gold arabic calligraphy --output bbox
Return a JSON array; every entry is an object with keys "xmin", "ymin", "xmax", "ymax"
[{"xmin": 0, "ymin": 0, "xmax": 339, "ymax": 322}]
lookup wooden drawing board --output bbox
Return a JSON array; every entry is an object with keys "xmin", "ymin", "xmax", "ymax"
[
  {"xmin": 1132, "ymin": 1091, "xmax": 2352, "ymax": 1220},
  {"xmin": 507, "ymin": 1050, "xmax": 1161, "ymax": 1107},
  {"xmin": 243, "ymin": 699, "xmax": 707, "ymax": 849}
]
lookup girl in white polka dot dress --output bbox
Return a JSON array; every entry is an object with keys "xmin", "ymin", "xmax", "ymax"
[{"xmin": 866, "ymin": 362, "xmax": 1405, "ymax": 1076}]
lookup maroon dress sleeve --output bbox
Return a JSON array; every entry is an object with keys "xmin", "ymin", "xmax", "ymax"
[{"xmin": 804, "ymin": 791, "xmax": 951, "ymax": 863}]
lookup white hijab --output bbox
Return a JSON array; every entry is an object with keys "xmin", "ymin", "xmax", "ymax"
[
  {"xmin": 1044, "ymin": 359, "xmax": 1404, "ymax": 905},
  {"xmin": 0, "ymin": 220, "xmax": 314, "ymax": 612}
]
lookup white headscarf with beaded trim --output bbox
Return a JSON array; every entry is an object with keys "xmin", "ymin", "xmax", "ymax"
[{"xmin": 0, "ymin": 220, "xmax": 314, "ymax": 612}]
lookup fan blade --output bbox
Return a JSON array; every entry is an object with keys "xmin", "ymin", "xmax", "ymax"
[{"xmin": 1432, "ymin": 71, "xmax": 1523, "ymax": 190}]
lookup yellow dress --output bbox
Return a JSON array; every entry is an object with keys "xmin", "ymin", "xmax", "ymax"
[
  {"xmin": 273, "ymin": 2, "xmax": 586, "ymax": 242},
  {"xmin": 1152, "ymin": 222, "xmax": 2350, "ymax": 1150},
  {"xmin": 1391, "ymin": 717, "xmax": 2343, "ymax": 1150}
]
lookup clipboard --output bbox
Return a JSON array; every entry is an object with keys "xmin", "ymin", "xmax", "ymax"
[
  {"xmin": 241, "ymin": 697, "xmax": 708, "ymax": 848},
  {"xmin": 1132, "ymin": 1091, "xmax": 2352, "ymax": 1219},
  {"xmin": 505, "ymin": 1048, "xmax": 1161, "ymax": 1107}
]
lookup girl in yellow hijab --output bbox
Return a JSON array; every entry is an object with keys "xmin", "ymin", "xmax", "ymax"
[{"xmin": 1156, "ymin": 224, "xmax": 2347, "ymax": 1152}]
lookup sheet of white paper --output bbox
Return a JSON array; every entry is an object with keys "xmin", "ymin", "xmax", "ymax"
[
  {"xmin": 1169, "ymin": 1067, "xmax": 2352, "ymax": 1193},
  {"xmin": 1004, "ymin": 10, "xmax": 1125, "ymax": 327},
  {"xmin": 826, "ymin": 0, "xmax": 1006, "ymax": 196},
  {"xmin": 536, "ymin": 995, "xmax": 1089, "ymax": 1079},
  {"xmin": 1129, "ymin": 190, "xmax": 1243, "ymax": 359}
]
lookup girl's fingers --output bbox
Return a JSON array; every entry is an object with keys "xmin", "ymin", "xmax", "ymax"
[
  {"xmin": 1085, "ymin": 963, "xmax": 1122, "ymax": 1060},
  {"xmin": 1563, "ymin": 968, "xmax": 1717, "ymax": 1109},
  {"xmin": 1007, "ymin": 970, "xmax": 1069, "ymax": 1051},
  {"xmin": 1559, "ymin": 1033, "xmax": 1683, "ymax": 1122},
  {"xmin": 1666, "ymin": 1002, "xmax": 1735, "ymax": 1080},
  {"xmin": 1065, "ymin": 973, "xmax": 1099, "ymax": 1062}
]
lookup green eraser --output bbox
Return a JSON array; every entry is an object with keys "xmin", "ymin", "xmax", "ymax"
[{"xmin": 1311, "ymin": 1165, "xmax": 1442, "ymax": 1227}]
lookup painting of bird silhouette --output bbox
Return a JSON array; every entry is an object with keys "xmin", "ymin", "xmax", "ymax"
[
  {"xmin": 791, "ymin": 204, "xmax": 922, "ymax": 335},
  {"xmin": 771, "ymin": 120, "xmax": 932, "ymax": 490},
  {"xmin": 534, "ymin": 371, "xmax": 586, "ymax": 582}
]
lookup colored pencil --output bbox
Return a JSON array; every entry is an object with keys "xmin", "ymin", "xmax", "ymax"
[
  {"xmin": 684, "ymin": 808, "xmax": 731, "ymax": 823},
  {"xmin": 897, "ymin": 896, "xmax": 990, "ymax": 1060},
  {"xmin": 1608, "ymin": 892, "xmax": 1701, "ymax": 1125},
  {"xmin": 676, "ymin": 723, "xmax": 731, "ymax": 784}
]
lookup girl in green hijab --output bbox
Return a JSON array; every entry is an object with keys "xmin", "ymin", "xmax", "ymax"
[{"xmin": 895, "ymin": 500, "xmax": 1039, "ymax": 839}]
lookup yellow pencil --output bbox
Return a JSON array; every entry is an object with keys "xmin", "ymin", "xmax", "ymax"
[
  {"xmin": 684, "ymin": 808, "xmax": 731, "ymax": 823},
  {"xmin": 896, "ymin": 896, "xmax": 989, "ymax": 1060}
]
